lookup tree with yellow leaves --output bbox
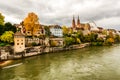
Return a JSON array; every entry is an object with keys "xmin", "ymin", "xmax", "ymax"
[
  {"xmin": 0, "ymin": 31, "xmax": 14, "ymax": 43},
  {"xmin": 23, "ymin": 12, "xmax": 40, "ymax": 36}
]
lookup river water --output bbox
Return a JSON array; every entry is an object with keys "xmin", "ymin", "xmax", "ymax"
[{"xmin": 1, "ymin": 44, "xmax": 120, "ymax": 80}]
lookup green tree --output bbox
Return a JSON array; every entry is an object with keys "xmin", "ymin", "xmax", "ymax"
[
  {"xmin": 114, "ymin": 34, "xmax": 120, "ymax": 42},
  {"xmin": 0, "ymin": 25, "xmax": 4, "ymax": 35},
  {"xmin": 4, "ymin": 22, "xmax": 16, "ymax": 33},
  {"xmin": 76, "ymin": 30, "xmax": 84, "ymax": 42},
  {"xmin": 0, "ymin": 31, "xmax": 14, "ymax": 43},
  {"xmin": 90, "ymin": 32, "xmax": 98, "ymax": 42},
  {"xmin": 84, "ymin": 35, "xmax": 91, "ymax": 42},
  {"xmin": 64, "ymin": 37, "xmax": 75, "ymax": 46},
  {"xmin": 44, "ymin": 26, "xmax": 51, "ymax": 37},
  {"xmin": 31, "ymin": 42, "xmax": 37, "ymax": 46},
  {"xmin": 0, "ymin": 13, "xmax": 5, "ymax": 25}
]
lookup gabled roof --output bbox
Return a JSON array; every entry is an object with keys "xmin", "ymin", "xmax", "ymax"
[
  {"xmin": 14, "ymin": 31, "xmax": 24, "ymax": 36},
  {"xmin": 49, "ymin": 25, "xmax": 62, "ymax": 29}
]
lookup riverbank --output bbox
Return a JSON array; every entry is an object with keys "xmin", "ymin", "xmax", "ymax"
[{"xmin": 0, "ymin": 43, "xmax": 90, "ymax": 62}]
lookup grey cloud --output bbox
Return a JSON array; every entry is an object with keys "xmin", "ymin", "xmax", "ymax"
[{"xmin": 0, "ymin": 0, "xmax": 120, "ymax": 30}]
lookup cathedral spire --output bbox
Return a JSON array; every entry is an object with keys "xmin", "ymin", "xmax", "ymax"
[
  {"xmin": 77, "ymin": 16, "xmax": 80, "ymax": 25},
  {"xmin": 72, "ymin": 15, "xmax": 76, "ymax": 28}
]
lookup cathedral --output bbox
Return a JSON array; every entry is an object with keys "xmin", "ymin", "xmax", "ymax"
[
  {"xmin": 72, "ymin": 16, "xmax": 82, "ymax": 29},
  {"xmin": 72, "ymin": 16, "xmax": 90, "ymax": 30}
]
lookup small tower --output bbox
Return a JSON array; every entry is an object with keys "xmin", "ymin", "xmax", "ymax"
[
  {"xmin": 77, "ymin": 16, "xmax": 80, "ymax": 28},
  {"xmin": 72, "ymin": 16, "xmax": 76, "ymax": 28},
  {"xmin": 14, "ymin": 31, "xmax": 25, "ymax": 53}
]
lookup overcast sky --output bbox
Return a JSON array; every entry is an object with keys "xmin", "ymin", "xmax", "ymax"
[{"xmin": 0, "ymin": 0, "xmax": 120, "ymax": 30}]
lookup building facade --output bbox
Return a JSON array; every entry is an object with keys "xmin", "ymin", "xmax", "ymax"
[
  {"xmin": 49, "ymin": 25, "xmax": 63, "ymax": 37},
  {"xmin": 14, "ymin": 31, "xmax": 25, "ymax": 53}
]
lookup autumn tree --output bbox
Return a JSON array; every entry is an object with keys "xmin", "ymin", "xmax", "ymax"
[
  {"xmin": 62, "ymin": 26, "xmax": 69, "ymax": 37},
  {"xmin": 0, "ymin": 31, "xmax": 14, "ymax": 43},
  {"xmin": 105, "ymin": 38, "xmax": 114, "ymax": 45},
  {"xmin": 23, "ymin": 12, "xmax": 40, "ymax": 36}
]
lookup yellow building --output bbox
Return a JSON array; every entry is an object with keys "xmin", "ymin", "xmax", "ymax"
[{"xmin": 14, "ymin": 31, "xmax": 25, "ymax": 53}]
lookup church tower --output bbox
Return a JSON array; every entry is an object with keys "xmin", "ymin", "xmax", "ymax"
[
  {"xmin": 77, "ymin": 16, "xmax": 80, "ymax": 28},
  {"xmin": 72, "ymin": 16, "xmax": 76, "ymax": 28}
]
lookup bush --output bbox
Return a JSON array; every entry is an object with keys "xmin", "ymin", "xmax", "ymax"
[
  {"xmin": 31, "ymin": 42, "xmax": 37, "ymax": 46},
  {"xmin": 105, "ymin": 38, "xmax": 114, "ymax": 46},
  {"xmin": 0, "ymin": 43, "xmax": 6, "ymax": 46},
  {"xmin": 50, "ymin": 40, "xmax": 57, "ymax": 47}
]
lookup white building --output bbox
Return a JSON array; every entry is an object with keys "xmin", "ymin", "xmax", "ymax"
[{"xmin": 49, "ymin": 25, "xmax": 63, "ymax": 37}]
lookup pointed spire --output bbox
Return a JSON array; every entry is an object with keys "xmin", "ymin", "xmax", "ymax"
[
  {"xmin": 77, "ymin": 16, "xmax": 80, "ymax": 25},
  {"xmin": 72, "ymin": 15, "xmax": 76, "ymax": 28}
]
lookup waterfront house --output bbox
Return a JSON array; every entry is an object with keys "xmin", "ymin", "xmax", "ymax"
[
  {"xmin": 49, "ymin": 25, "xmax": 63, "ymax": 37},
  {"xmin": 14, "ymin": 31, "xmax": 25, "ymax": 53}
]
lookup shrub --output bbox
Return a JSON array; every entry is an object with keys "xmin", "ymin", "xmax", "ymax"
[
  {"xmin": 31, "ymin": 42, "xmax": 37, "ymax": 46},
  {"xmin": 105, "ymin": 38, "xmax": 114, "ymax": 45}
]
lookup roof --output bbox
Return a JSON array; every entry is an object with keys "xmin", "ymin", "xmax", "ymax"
[
  {"xmin": 14, "ymin": 31, "xmax": 24, "ymax": 36},
  {"xmin": 49, "ymin": 25, "xmax": 62, "ymax": 29},
  {"xmin": 97, "ymin": 27, "xmax": 103, "ymax": 29}
]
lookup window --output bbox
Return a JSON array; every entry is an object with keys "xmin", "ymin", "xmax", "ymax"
[
  {"xmin": 21, "ymin": 43, "xmax": 23, "ymax": 45},
  {"xmin": 21, "ymin": 39, "xmax": 23, "ymax": 41},
  {"xmin": 17, "ymin": 40, "xmax": 19, "ymax": 41},
  {"xmin": 17, "ymin": 43, "xmax": 19, "ymax": 45}
]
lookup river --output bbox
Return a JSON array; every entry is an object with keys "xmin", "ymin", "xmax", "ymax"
[{"xmin": 0, "ymin": 44, "xmax": 120, "ymax": 80}]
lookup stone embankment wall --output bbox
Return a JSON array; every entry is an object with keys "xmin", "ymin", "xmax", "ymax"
[{"xmin": 0, "ymin": 43, "xmax": 90, "ymax": 61}]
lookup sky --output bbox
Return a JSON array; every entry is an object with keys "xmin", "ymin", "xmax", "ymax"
[{"xmin": 0, "ymin": 0, "xmax": 120, "ymax": 30}]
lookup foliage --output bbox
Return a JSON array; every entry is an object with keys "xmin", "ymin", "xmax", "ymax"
[
  {"xmin": 64, "ymin": 37, "xmax": 75, "ymax": 46},
  {"xmin": 105, "ymin": 38, "xmax": 114, "ymax": 45},
  {"xmin": 91, "ymin": 42, "xmax": 103, "ymax": 46},
  {"xmin": 90, "ymin": 32, "xmax": 98, "ymax": 42},
  {"xmin": 108, "ymin": 31, "xmax": 114, "ymax": 39},
  {"xmin": 23, "ymin": 12, "xmax": 40, "ymax": 36},
  {"xmin": 0, "ymin": 25, "xmax": 4, "ymax": 35},
  {"xmin": 76, "ymin": 38, "xmax": 81, "ymax": 44},
  {"xmin": 102, "ymin": 30, "xmax": 107, "ymax": 35},
  {"xmin": 0, "ymin": 13, "xmax": 5, "ymax": 25},
  {"xmin": 62, "ymin": 26, "xmax": 69, "ymax": 37},
  {"xmin": 97, "ymin": 38, "xmax": 104, "ymax": 42},
  {"xmin": 114, "ymin": 34, "xmax": 120, "ymax": 42},
  {"xmin": 44, "ymin": 26, "xmax": 51, "ymax": 37},
  {"xmin": 31, "ymin": 42, "xmax": 37, "ymax": 46},
  {"xmin": 0, "ymin": 22, "xmax": 16, "ymax": 35},
  {"xmin": 4, "ymin": 22, "xmax": 16, "ymax": 33},
  {"xmin": 0, "ymin": 31, "xmax": 14, "ymax": 43},
  {"xmin": 76, "ymin": 30, "xmax": 84, "ymax": 42},
  {"xmin": 50, "ymin": 40, "xmax": 57, "ymax": 47},
  {"xmin": 83, "ymin": 35, "xmax": 91, "ymax": 42},
  {"xmin": 0, "ymin": 42, "xmax": 7, "ymax": 46}
]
